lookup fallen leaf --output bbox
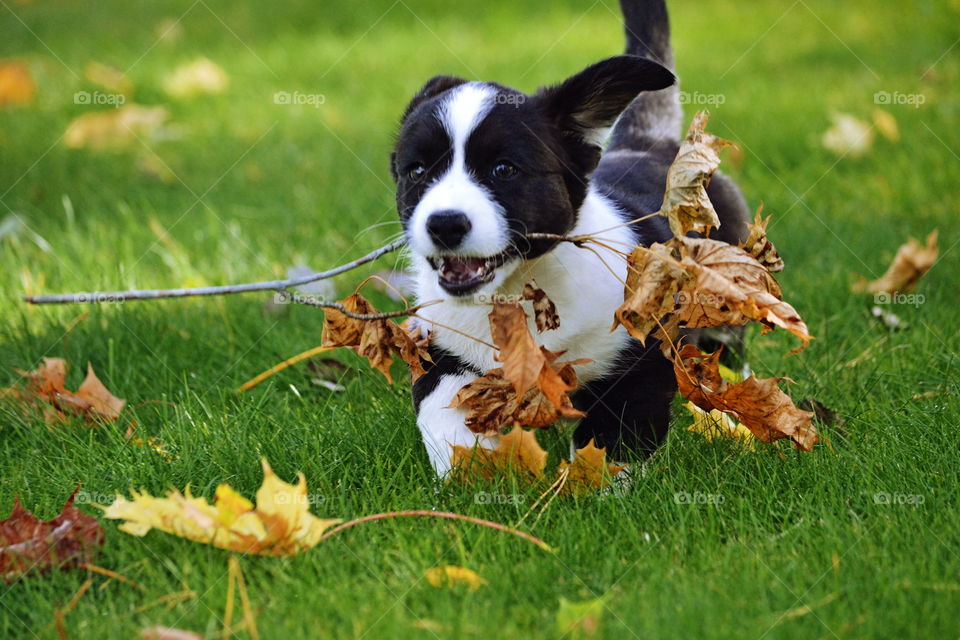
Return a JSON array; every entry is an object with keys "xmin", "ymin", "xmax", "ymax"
[
  {"xmin": 64, "ymin": 104, "xmax": 169, "ymax": 151},
  {"xmin": 521, "ymin": 280, "xmax": 560, "ymax": 332},
  {"xmin": 321, "ymin": 293, "xmax": 429, "ymax": 383},
  {"xmin": 740, "ymin": 206, "xmax": 784, "ymax": 273},
  {"xmin": 674, "ymin": 344, "xmax": 817, "ymax": 451},
  {"xmin": 872, "ymin": 109, "xmax": 900, "ymax": 142},
  {"xmin": 3, "ymin": 358, "xmax": 126, "ymax": 424},
  {"xmin": 424, "ymin": 565, "xmax": 486, "ymax": 591},
  {"xmin": 854, "ymin": 231, "xmax": 938, "ymax": 294},
  {"xmin": 140, "ymin": 627, "xmax": 203, "ymax": 640},
  {"xmin": 556, "ymin": 596, "xmax": 608, "ymax": 638},
  {"xmin": 162, "ymin": 57, "xmax": 228, "ymax": 98},
  {"xmin": 658, "ymin": 111, "xmax": 734, "ymax": 237},
  {"xmin": 613, "ymin": 242, "xmax": 685, "ymax": 342},
  {"xmin": 449, "ymin": 348, "xmax": 586, "ymax": 434},
  {"xmin": 102, "ymin": 459, "xmax": 340, "ymax": 556},
  {"xmin": 683, "ymin": 401, "xmax": 755, "ymax": 449},
  {"xmin": 822, "ymin": 113, "xmax": 874, "ymax": 158},
  {"xmin": 84, "ymin": 62, "xmax": 133, "ymax": 95},
  {"xmin": 489, "ymin": 302, "xmax": 545, "ymax": 396},
  {"xmin": 450, "ymin": 427, "xmax": 548, "ymax": 481},
  {"xmin": 0, "ymin": 59, "xmax": 35, "ymax": 107},
  {"xmin": 558, "ymin": 440, "xmax": 626, "ymax": 496},
  {"xmin": 1, "ymin": 489, "xmax": 104, "ymax": 581}
]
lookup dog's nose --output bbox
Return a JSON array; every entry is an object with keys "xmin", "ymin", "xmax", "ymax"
[{"xmin": 425, "ymin": 210, "xmax": 472, "ymax": 250}]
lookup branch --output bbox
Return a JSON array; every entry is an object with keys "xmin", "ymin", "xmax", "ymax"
[{"xmin": 23, "ymin": 238, "xmax": 407, "ymax": 305}]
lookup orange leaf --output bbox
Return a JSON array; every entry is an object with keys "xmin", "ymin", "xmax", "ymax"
[
  {"xmin": 489, "ymin": 302, "xmax": 544, "ymax": 396},
  {"xmin": 5, "ymin": 358, "xmax": 126, "ymax": 424},
  {"xmin": 559, "ymin": 440, "xmax": 626, "ymax": 496},
  {"xmin": 853, "ymin": 230, "xmax": 938, "ymax": 294},
  {"xmin": 450, "ymin": 427, "xmax": 548, "ymax": 481},
  {"xmin": 0, "ymin": 60, "xmax": 35, "ymax": 108}
]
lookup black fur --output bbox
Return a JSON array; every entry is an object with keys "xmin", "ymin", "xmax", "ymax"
[{"xmin": 412, "ymin": 344, "xmax": 481, "ymax": 413}]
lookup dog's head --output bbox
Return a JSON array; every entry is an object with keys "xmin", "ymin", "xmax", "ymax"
[{"xmin": 391, "ymin": 55, "xmax": 674, "ymax": 300}]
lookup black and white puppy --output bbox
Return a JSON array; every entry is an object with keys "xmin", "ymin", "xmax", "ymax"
[{"xmin": 391, "ymin": 0, "xmax": 751, "ymax": 476}]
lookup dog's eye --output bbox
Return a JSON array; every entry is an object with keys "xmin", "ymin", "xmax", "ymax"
[
  {"xmin": 491, "ymin": 162, "xmax": 518, "ymax": 180},
  {"xmin": 406, "ymin": 163, "xmax": 426, "ymax": 182}
]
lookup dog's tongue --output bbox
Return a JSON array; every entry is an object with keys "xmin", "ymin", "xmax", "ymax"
[{"xmin": 439, "ymin": 256, "xmax": 486, "ymax": 283}]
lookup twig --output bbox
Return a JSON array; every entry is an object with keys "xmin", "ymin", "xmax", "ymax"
[
  {"xmin": 317, "ymin": 510, "xmax": 553, "ymax": 552},
  {"xmin": 79, "ymin": 563, "xmax": 141, "ymax": 590},
  {"xmin": 238, "ymin": 345, "xmax": 336, "ymax": 392},
  {"xmin": 23, "ymin": 239, "xmax": 407, "ymax": 305},
  {"xmin": 288, "ymin": 294, "xmax": 434, "ymax": 320}
]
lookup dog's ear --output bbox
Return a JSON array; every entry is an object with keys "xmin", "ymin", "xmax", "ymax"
[
  {"xmin": 401, "ymin": 74, "xmax": 469, "ymax": 122},
  {"xmin": 534, "ymin": 55, "xmax": 674, "ymax": 144}
]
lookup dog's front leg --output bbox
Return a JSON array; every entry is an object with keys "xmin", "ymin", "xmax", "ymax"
[{"xmin": 413, "ymin": 352, "xmax": 498, "ymax": 476}]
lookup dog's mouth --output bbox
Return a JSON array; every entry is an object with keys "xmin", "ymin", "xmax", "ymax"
[{"xmin": 427, "ymin": 252, "xmax": 514, "ymax": 295}]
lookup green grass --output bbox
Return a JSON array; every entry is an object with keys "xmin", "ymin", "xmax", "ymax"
[{"xmin": 2, "ymin": 0, "xmax": 959, "ymax": 637}]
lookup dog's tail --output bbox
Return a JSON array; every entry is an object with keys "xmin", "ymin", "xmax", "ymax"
[{"xmin": 608, "ymin": 0, "xmax": 682, "ymax": 150}]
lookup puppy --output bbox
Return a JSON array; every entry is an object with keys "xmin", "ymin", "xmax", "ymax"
[{"xmin": 390, "ymin": 0, "xmax": 750, "ymax": 476}]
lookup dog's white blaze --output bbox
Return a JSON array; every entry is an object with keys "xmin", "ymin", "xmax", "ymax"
[
  {"xmin": 415, "ymin": 185, "xmax": 636, "ymax": 382},
  {"xmin": 408, "ymin": 83, "xmax": 506, "ymax": 257},
  {"xmin": 416, "ymin": 373, "xmax": 499, "ymax": 476}
]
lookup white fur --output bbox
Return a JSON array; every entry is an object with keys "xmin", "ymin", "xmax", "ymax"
[
  {"xmin": 408, "ymin": 83, "xmax": 506, "ymax": 258},
  {"xmin": 415, "ymin": 186, "xmax": 636, "ymax": 382},
  {"xmin": 416, "ymin": 373, "xmax": 500, "ymax": 476}
]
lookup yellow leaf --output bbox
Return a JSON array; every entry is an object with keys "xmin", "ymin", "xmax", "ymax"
[
  {"xmin": 872, "ymin": 109, "xmax": 900, "ymax": 142},
  {"xmin": 684, "ymin": 401, "xmax": 756, "ymax": 449},
  {"xmin": 0, "ymin": 59, "xmax": 35, "ymax": 107},
  {"xmin": 450, "ymin": 427, "xmax": 548, "ymax": 481},
  {"xmin": 559, "ymin": 440, "xmax": 626, "ymax": 496},
  {"xmin": 424, "ymin": 565, "xmax": 486, "ymax": 591},
  {"xmin": 64, "ymin": 104, "xmax": 168, "ymax": 151},
  {"xmin": 103, "ymin": 459, "xmax": 340, "ymax": 556},
  {"xmin": 162, "ymin": 57, "xmax": 228, "ymax": 98}
]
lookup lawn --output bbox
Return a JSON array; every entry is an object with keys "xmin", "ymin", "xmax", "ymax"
[{"xmin": 1, "ymin": 0, "xmax": 959, "ymax": 638}]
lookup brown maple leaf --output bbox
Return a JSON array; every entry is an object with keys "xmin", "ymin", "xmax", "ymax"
[
  {"xmin": 489, "ymin": 302, "xmax": 545, "ymax": 396},
  {"xmin": 740, "ymin": 207, "xmax": 784, "ymax": 273},
  {"xmin": 449, "ymin": 348, "xmax": 587, "ymax": 435},
  {"xmin": 659, "ymin": 111, "xmax": 735, "ymax": 237},
  {"xmin": 521, "ymin": 280, "xmax": 560, "ymax": 332},
  {"xmin": 673, "ymin": 344, "xmax": 818, "ymax": 451},
  {"xmin": 4, "ymin": 358, "xmax": 126, "ymax": 424},
  {"xmin": 321, "ymin": 293, "xmax": 429, "ymax": 383},
  {"xmin": 450, "ymin": 427, "xmax": 548, "ymax": 482},
  {"xmin": 613, "ymin": 242, "xmax": 686, "ymax": 343},
  {"xmin": 853, "ymin": 230, "xmax": 938, "ymax": 294},
  {"xmin": 559, "ymin": 440, "xmax": 627, "ymax": 497},
  {"xmin": 1, "ymin": 489, "xmax": 104, "ymax": 581}
]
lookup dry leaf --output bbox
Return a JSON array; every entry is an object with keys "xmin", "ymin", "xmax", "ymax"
[
  {"xmin": 450, "ymin": 427, "xmax": 548, "ymax": 481},
  {"xmin": 822, "ymin": 113, "xmax": 874, "ymax": 157},
  {"xmin": 102, "ymin": 459, "xmax": 340, "ymax": 556},
  {"xmin": 321, "ymin": 293, "xmax": 429, "ymax": 383},
  {"xmin": 424, "ymin": 565, "xmax": 486, "ymax": 591},
  {"xmin": 3, "ymin": 357, "xmax": 126, "ymax": 424},
  {"xmin": 659, "ymin": 111, "xmax": 734, "ymax": 237},
  {"xmin": 449, "ymin": 348, "xmax": 586, "ymax": 434},
  {"xmin": 558, "ymin": 440, "xmax": 626, "ymax": 496},
  {"xmin": 64, "ymin": 104, "xmax": 169, "ymax": 151},
  {"xmin": 163, "ymin": 57, "xmax": 228, "ymax": 98},
  {"xmin": 141, "ymin": 628, "xmax": 203, "ymax": 640},
  {"xmin": 1, "ymin": 489, "xmax": 104, "ymax": 581},
  {"xmin": 740, "ymin": 207, "xmax": 784, "ymax": 273},
  {"xmin": 683, "ymin": 401, "xmax": 755, "ymax": 449},
  {"xmin": 489, "ymin": 302, "xmax": 545, "ymax": 395},
  {"xmin": 613, "ymin": 242, "xmax": 686, "ymax": 342},
  {"xmin": 872, "ymin": 109, "xmax": 900, "ymax": 142},
  {"xmin": 854, "ymin": 231, "xmax": 938, "ymax": 294},
  {"xmin": 673, "ymin": 345, "xmax": 817, "ymax": 451},
  {"xmin": 0, "ymin": 59, "xmax": 35, "ymax": 107},
  {"xmin": 521, "ymin": 280, "xmax": 560, "ymax": 332},
  {"xmin": 84, "ymin": 62, "xmax": 133, "ymax": 95}
]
